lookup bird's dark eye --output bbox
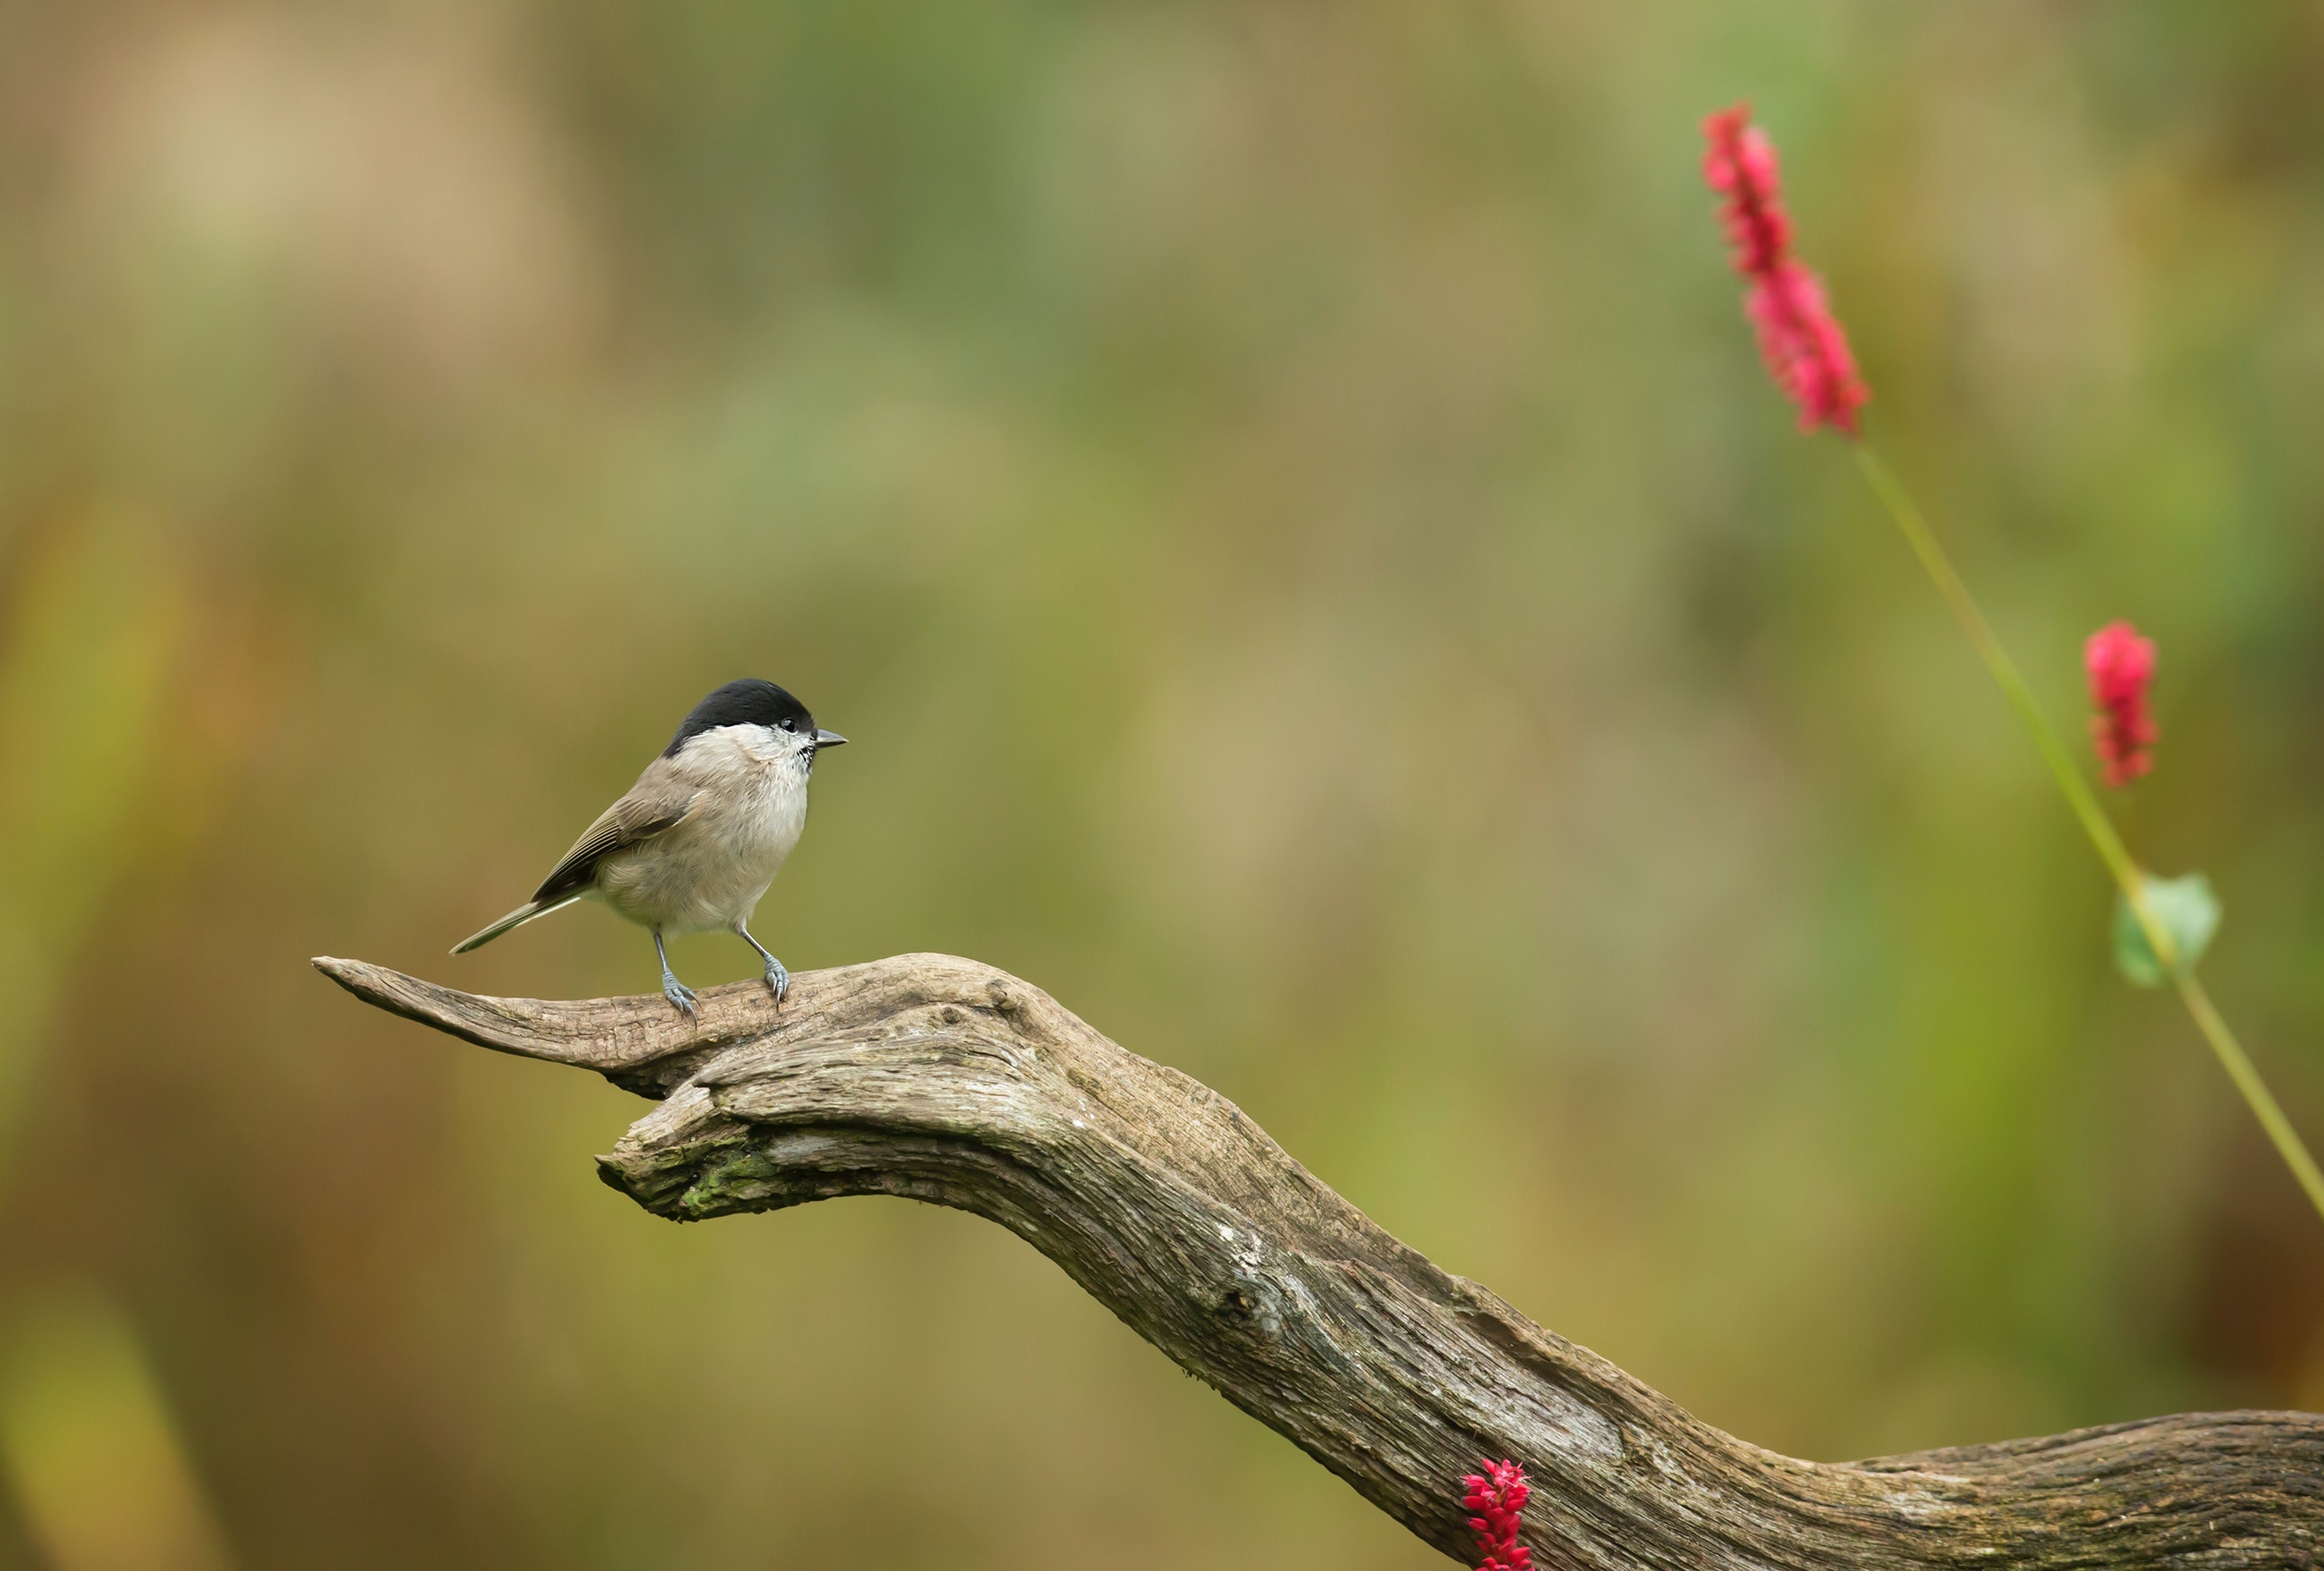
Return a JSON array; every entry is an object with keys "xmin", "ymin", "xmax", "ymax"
[{"xmin": 780, "ymin": 718, "xmax": 798, "ymax": 731}]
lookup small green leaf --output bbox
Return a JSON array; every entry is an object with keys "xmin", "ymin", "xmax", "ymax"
[{"xmin": 2112, "ymin": 872, "xmax": 2220, "ymax": 987}]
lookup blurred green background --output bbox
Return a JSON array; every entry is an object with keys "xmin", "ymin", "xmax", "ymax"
[{"xmin": 4, "ymin": 2, "xmax": 2324, "ymax": 1566}]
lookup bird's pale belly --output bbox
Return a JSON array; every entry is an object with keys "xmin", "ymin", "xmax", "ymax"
[{"xmin": 595, "ymin": 794, "xmax": 803, "ymax": 936}]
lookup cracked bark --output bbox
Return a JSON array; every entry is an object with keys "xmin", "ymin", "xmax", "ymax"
[{"xmin": 315, "ymin": 951, "xmax": 2324, "ymax": 1567}]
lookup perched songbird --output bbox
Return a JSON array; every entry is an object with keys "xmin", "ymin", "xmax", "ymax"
[{"xmin": 452, "ymin": 679, "xmax": 846, "ymax": 1015}]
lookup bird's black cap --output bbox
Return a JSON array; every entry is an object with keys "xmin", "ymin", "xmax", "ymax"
[{"xmin": 665, "ymin": 679, "xmax": 817, "ymax": 756}]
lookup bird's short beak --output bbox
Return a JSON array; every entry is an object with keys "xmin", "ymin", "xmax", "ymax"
[{"xmin": 813, "ymin": 729, "xmax": 848, "ymax": 749}]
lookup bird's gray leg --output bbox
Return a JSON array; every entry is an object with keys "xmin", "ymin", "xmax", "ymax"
[
  {"xmin": 734, "ymin": 922, "xmax": 788, "ymax": 1003},
  {"xmin": 653, "ymin": 929, "xmax": 697, "ymax": 1018}
]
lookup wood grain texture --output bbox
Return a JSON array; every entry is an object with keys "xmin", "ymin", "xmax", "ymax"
[{"xmin": 315, "ymin": 952, "xmax": 2324, "ymax": 1567}]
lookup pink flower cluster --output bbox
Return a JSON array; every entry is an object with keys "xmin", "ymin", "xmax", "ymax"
[
  {"xmin": 2085, "ymin": 620, "xmax": 2158, "ymax": 788},
  {"xmin": 1462, "ymin": 1459, "xmax": 1532, "ymax": 1571},
  {"xmin": 1701, "ymin": 105, "xmax": 1869, "ymax": 436}
]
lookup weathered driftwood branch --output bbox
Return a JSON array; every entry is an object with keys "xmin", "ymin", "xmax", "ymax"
[{"xmin": 315, "ymin": 952, "xmax": 2324, "ymax": 1567}]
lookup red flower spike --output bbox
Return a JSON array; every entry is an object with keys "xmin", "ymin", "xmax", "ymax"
[
  {"xmin": 2085, "ymin": 620, "xmax": 2158, "ymax": 789},
  {"xmin": 1461, "ymin": 1459, "xmax": 1532, "ymax": 1571},
  {"xmin": 1702, "ymin": 105, "xmax": 1869, "ymax": 437}
]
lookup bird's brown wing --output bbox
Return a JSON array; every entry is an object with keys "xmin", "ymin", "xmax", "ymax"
[{"xmin": 531, "ymin": 767, "xmax": 700, "ymax": 904}]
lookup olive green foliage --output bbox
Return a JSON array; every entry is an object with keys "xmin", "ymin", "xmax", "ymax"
[
  {"xmin": 2114, "ymin": 873, "xmax": 2222, "ymax": 987},
  {"xmin": 1, "ymin": 3, "xmax": 2322, "ymax": 1567}
]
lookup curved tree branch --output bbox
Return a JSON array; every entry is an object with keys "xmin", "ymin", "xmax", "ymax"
[{"xmin": 315, "ymin": 952, "xmax": 2324, "ymax": 1567}]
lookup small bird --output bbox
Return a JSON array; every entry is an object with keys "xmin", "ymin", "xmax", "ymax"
[{"xmin": 452, "ymin": 678, "xmax": 846, "ymax": 1016}]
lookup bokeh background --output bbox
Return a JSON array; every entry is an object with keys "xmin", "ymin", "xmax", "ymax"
[{"xmin": 3, "ymin": 2, "xmax": 2324, "ymax": 1566}]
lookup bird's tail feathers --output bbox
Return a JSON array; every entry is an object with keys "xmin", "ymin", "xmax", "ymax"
[{"xmin": 450, "ymin": 894, "xmax": 581, "ymax": 955}]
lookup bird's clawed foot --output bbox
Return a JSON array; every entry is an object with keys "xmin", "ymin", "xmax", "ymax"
[
  {"xmin": 734, "ymin": 923, "xmax": 788, "ymax": 1006},
  {"xmin": 652, "ymin": 930, "xmax": 697, "ymax": 1021}
]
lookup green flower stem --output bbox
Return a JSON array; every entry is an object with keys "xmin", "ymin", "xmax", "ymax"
[
  {"xmin": 2173, "ymin": 968, "xmax": 2324, "ymax": 1218},
  {"xmin": 1849, "ymin": 440, "xmax": 2324, "ymax": 1223}
]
